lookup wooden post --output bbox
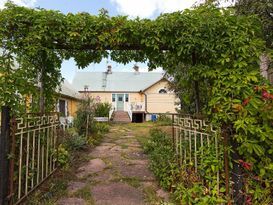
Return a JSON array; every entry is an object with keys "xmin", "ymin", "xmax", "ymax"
[{"xmin": 0, "ymin": 106, "xmax": 11, "ymax": 205}]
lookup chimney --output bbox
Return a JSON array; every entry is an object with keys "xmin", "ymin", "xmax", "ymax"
[
  {"xmin": 107, "ymin": 65, "xmax": 112, "ymax": 74},
  {"xmin": 133, "ymin": 65, "xmax": 140, "ymax": 74},
  {"xmin": 84, "ymin": 85, "xmax": 89, "ymax": 92}
]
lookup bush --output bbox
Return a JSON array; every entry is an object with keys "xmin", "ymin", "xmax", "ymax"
[
  {"xmin": 156, "ymin": 114, "xmax": 172, "ymax": 126},
  {"xmin": 55, "ymin": 144, "xmax": 69, "ymax": 168},
  {"xmin": 94, "ymin": 102, "xmax": 112, "ymax": 117},
  {"xmin": 93, "ymin": 122, "xmax": 110, "ymax": 134},
  {"xmin": 144, "ymin": 129, "xmax": 177, "ymax": 190},
  {"xmin": 74, "ymin": 98, "xmax": 96, "ymax": 136}
]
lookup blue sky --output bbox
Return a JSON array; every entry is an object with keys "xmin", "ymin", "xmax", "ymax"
[{"xmin": 1, "ymin": 0, "xmax": 233, "ymax": 82}]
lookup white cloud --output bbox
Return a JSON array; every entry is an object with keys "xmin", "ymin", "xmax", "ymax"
[
  {"xmin": 111, "ymin": 0, "xmax": 235, "ymax": 18},
  {"xmin": 0, "ymin": 0, "xmax": 36, "ymax": 9},
  {"xmin": 110, "ymin": 0, "xmax": 197, "ymax": 18}
]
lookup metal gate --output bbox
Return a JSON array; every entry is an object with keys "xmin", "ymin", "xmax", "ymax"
[
  {"xmin": 172, "ymin": 115, "xmax": 222, "ymax": 193},
  {"xmin": 0, "ymin": 107, "xmax": 60, "ymax": 205}
]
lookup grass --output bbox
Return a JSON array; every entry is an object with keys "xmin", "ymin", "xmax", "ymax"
[
  {"xmin": 120, "ymin": 176, "xmax": 141, "ymax": 188},
  {"xmin": 143, "ymin": 185, "xmax": 163, "ymax": 205},
  {"xmin": 73, "ymin": 184, "xmax": 94, "ymax": 204},
  {"xmin": 121, "ymin": 144, "xmax": 128, "ymax": 149}
]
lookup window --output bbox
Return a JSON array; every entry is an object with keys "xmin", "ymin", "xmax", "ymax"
[
  {"xmin": 112, "ymin": 94, "xmax": 116, "ymax": 102},
  {"xmin": 125, "ymin": 94, "xmax": 129, "ymax": 102},
  {"xmin": 159, "ymin": 89, "xmax": 167, "ymax": 94},
  {"xmin": 118, "ymin": 96, "xmax": 123, "ymax": 101},
  {"xmin": 59, "ymin": 99, "xmax": 66, "ymax": 116}
]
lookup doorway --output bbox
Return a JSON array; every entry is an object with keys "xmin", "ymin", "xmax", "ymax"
[{"xmin": 117, "ymin": 94, "xmax": 124, "ymax": 111}]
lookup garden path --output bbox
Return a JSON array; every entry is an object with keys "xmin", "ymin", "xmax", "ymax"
[{"xmin": 57, "ymin": 123, "xmax": 169, "ymax": 205}]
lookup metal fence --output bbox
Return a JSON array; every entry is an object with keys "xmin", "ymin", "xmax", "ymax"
[
  {"xmin": 172, "ymin": 115, "xmax": 223, "ymax": 194},
  {"xmin": 0, "ymin": 108, "xmax": 60, "ymax": 205}
]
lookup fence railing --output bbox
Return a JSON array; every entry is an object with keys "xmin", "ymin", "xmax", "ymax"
[
  {"xmin": 172, "ymin": 115, "xmax": 223, "ymax": 194},
  {"xmin": 0, "ymin": 107, "xmax": 60, "ymax": 205}
]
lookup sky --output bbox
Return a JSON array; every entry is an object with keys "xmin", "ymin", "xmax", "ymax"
[{"xmin": 0, "ymin": 0, "xmax": 233, "ymax": 82}]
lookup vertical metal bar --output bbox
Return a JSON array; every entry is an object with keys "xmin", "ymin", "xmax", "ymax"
[
  {"xmin": 31, "ymin": 130, "xmax": 35, "ymax": 189},
  {"xmin": 215, "ymin": 133, "xmax": 219, "ymax": 195},
  {"xmin": 183, "ymin": 130, "xmax": 186, "ymax": 165},
  {"xmin": 18, "ymin": 130, "xmax": 23, "ymax": 199},
  {"xmin": 41, "ymin": 128, "xmax": 45, "ymax": 180},
  {"xmin": 189, "ymin": 131, "xmax": 192, "ymax": 163},
  {"xmin": 194, "ymin": 131, "xmax": 197, "ymax": 172},
  {"xmin": 46, "ymin": 126, "xmax": 49, "ymax": 176},
  {"xmin": 180, "ymin": 129, "xmax": 183, "ymax": 166},
  {"xmin": 222, "ymin": 126, "xmax": 230, "ymax": 201},
  {"xmin": 25, "ymin": 128, "xmax": 30, "ymax": 194},
  {"xmin": 0, "ymin": 106, "xmax": 11, "ymax": 205},
  {"xmin": 172, "ymin": 114, "xmax": 175, "ymax": 151},
  {"xmin": 175, "ymin": 127, "xmax": 178, "ymax": 156},
  {"xmin": 49, "ymin": 126, "xmax": 53, "ymax": 173},
  {"xmin": 37, "ymin": 130, "xmax": 40, "ymax": 184},
  {"xmin": 53, "ymin": 125, "xmax": 57, "ymax": 169},
  {"xmin": 207, "ymin": 135, "xmax": 210, "ymax": 147}
]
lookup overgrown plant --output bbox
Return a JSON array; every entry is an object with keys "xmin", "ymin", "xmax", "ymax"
[
  {"xmin": 74, "ymin": 97, "xmax": 96, "ymax": 136},
  {"xmin": 145, "ymin": 129, "xmax": 227, "ymax": 204},
  {"xmin": 94, "ymin": 102, "xmax": 112, "ymax": 117}
]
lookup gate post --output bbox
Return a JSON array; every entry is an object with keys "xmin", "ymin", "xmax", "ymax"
[{"xmin": 0, "ymin": 106, "xmax": 11, "ymax": 205}]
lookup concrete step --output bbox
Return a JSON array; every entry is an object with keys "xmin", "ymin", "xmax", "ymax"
[{"xmin": 113, "ymin": 111, "xmax": 131, "ymax": 123}]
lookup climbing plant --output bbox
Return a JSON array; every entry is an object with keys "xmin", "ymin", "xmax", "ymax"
[{"xmin": 1, "ymin": 2, "xmax": 273, "ymax": 203}]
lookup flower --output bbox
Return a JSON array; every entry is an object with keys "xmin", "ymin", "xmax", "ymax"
[
  {"xmin": 261, "ymin": 90, "xmax": 273, "ymax": 100},
  {"xmin": 246, "ymin": 195, "xmax": 252, "ymax": 205},
  {"xmin": 242, "ymin": 97, "xmax": 251, "ymax": 106},
  {"xmin": 238, "ymin": 160, "xmax": 252, "ymax": 170}
]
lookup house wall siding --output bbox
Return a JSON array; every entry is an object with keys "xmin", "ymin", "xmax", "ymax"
[{"xmin": 145, "ymin": 79, "xmax": 178, "ymax": 113}]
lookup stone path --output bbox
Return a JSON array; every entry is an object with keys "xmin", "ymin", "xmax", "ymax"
[{"xmin": 57, "ymin": 124, "xmax": 169, "ymax": 205}]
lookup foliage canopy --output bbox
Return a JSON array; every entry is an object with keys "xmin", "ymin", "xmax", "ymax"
[{"xmin": 1, "ymin": 2, "xmax": 273, "ymax": 202}]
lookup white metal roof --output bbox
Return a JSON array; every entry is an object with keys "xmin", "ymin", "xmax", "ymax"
[
  {"xmin": 59, "ymin": 80, "xmax": 81, "ymax": 99},
  {"xmin": 72, "ymin": 71, "xmax": 165, "ymax": 92}
]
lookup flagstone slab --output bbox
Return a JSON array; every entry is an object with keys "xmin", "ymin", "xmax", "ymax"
[
  {"xmin": 67, "ymin": 182, "xmax": 86, "ymax": 194},
  {"xmin": 77, "ymin": 158, "xmax": 106, "ymax": 178},
  {"xmin": 91, "ymin": 182, "xmax": 144, "ymax": 205},
  {"xmin": 57, "ymin": 198, "xmax": 86, "ymax": 205}
]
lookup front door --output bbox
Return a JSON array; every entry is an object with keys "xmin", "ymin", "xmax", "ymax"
[{"xmin": 117, "ymin": 94, "xmax": 124, "ymax": 111}]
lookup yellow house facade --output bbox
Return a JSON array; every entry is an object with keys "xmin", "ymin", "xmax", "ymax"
[
  {"xmin": 57, "ymin": 80, "xmax": 81, "ymax": 118},
  {"xmin": 72, "ymin": 66, "xmax": 179, "ymax": 122}
]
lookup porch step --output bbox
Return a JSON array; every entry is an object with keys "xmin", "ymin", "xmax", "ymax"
[{"xmin": 113, "ymin": 111, "xmax": 131, "ymax": 123}]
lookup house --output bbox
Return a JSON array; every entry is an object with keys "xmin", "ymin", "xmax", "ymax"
[
  {"xmin": 71, "ymin": 65, "xmax": 179, "ymax": 122},
  {"xmin": 57, "ymin": 79, "xmax": 81, "ymax": 118}
]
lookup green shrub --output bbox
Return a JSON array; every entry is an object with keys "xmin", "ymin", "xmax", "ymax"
[
  {"xmin": 94, "ymin": 102, "xmax": 112, "ymax": 117},
  {"xmin": 144, "ymin": 129, "xmax": 177, "ymax": 190},
  {"xmin": 61, "ymin": 128, "xmax": 87, "ymax": 151},
  {"xmin": 156, "ymin": 114, "xmax": 172, "ymax": 126},
  {"xmin": 74, "ymin": 98, "xmax": 96, "ymax": 136},
  {"xmin": 94, "ymin": 122, "xmax": 110, "ymax": 134},
  {"xmin": 55, "ymin": 144, "xmax": 69, "ymax": 168}
]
